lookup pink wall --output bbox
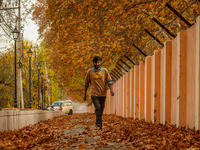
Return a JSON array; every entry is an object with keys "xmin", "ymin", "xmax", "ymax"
[
  {"xmin": 118, "ymin": 79, "xmax": 121, "ymax": 116},
  {"xmin": 120, "ymin": 78, "xmax": 123, "ymax": 117},
  {"xmin": 87, "ymin": 16, "xmax": 200, "ymax": 130},
  {"xmin": 116, "ymin": 80, "xmax": 119, "ymax": 116},
  {"xmin": 179, "ymin": 30, "xmax": 187, "ymax": 127},
  {"xmin": 131, "ymin": 68, "xmax": 135, "ymax": 118},
  {"xmin": 160, "ymin": 47, "xmax": 164, "ymax": 124},
  {"xmin": 165, "ymin": 41, "xmax": 172, "ymax": 125},
  {"xmin": 126, "ymin": 71, "xmax": 131, "ymax": 117},
  {"xmin": 124, "ymin": 74, "xmax": 127, "ymax": 117},
  {"xmin": 154, "ymin": 50, "xmax": 161, "ymax": 124},
  {"xmin": 198, "ymin": 17, "xmax": 200, "ymax": 130},
  {"xmin": 135, "ymin": 65, "xmax": 139, "ymax": 119},
  {"xmin": 139, "ymin": 61, "xmax": 145, "ymax": 120},
  {"xmin": 111, "ymin": 83, "xmax": 115, "ymax": 114},
  {"xmin": 117, "ymin": 79, "xmax": 120, "ymax": 116},
  {"xmin": 171, "ymin": 37, "xmax": 178, "ymax": 125},
  {"xmin": 107, "ymin": 89, "xmax": 110, "ymax": 114},
  {"xmin": 146, "ymin": 56, "xmax": 152, "ymax": 122},
  {"xmin": 186, "ymin": 24, "xmax": 196, "ymax": 129}
]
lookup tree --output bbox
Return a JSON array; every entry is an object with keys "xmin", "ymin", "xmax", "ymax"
[
  {"xmin": 0, "ymin": 39, "xmax": 63, "ymax": 108},
  {"xmin": 0, "ymin": 50, "xmax": 14, "ymax": 108},
  {"xmin": 32, "ymin": 0, "xmax": 200, "ymax": 102}
]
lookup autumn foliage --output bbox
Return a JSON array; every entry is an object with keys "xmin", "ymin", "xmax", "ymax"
[
  {"xmin": 32, "ymin": 0, "xmax": 200, "ymax": 101},
  {"xmin": 0, "ymin": 41, "xmax": 64, "ymax": 108}
]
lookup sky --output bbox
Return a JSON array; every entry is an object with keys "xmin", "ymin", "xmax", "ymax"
[
  {"xmin": 23, "ymin": 0, "xmax": 39, "ymax": 44},
  {"xmin": 0, "ymin": 0, "xmax": 39, "ymax": 52},
  {"xmin": 23, "ymin": 19, "xmax": 39, "ymax": 44}
]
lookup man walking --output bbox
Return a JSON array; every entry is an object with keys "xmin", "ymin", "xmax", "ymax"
[{"xmin": 83, "ymin": 56, "xmax": 114, "ymax": 129}]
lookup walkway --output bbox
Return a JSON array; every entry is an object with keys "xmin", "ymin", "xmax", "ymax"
[{"xmin": 0, "ymin": 114, "xmax": 200, "ymax": 149}]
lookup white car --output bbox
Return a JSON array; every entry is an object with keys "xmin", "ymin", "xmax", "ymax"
[
  {"xmin": 51, "ymin": 100, "xmax": 74, "ymax": 115},
  {"xmin": 51, "ymin": 101, "xmax": 63, "ymax": 111},
  {"xmin": 62, "ymin": 100, "xmax": 74, "ymax": 115}
]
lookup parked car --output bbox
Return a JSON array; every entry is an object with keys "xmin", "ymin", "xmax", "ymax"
[
  {"xmin": 51, "ymin": 101, "xmax": 63, "ymax": 111},
  {"xmin": 62, "ymin": 100, "xmax": 74, "ymax": 115},
  {"xmin": 45, "ymin": 106, "xmax": 53, "ymax": 111},
  {"xmin": 51, "ymin": 100, "xmax": 74, "ymax": 115}
]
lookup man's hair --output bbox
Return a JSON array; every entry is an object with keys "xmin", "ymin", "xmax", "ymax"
[{"xmin": 93, "ymin": 56, "xmax": 102, "ymax": 63}]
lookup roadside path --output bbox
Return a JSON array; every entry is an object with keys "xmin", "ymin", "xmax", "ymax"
[{"xmin": 0, "ymin": 113, "xmax": 200, "ymax": 149}]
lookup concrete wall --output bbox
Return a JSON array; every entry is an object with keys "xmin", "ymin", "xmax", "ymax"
[
  {"xmin": 87, "ymin": 16, "xmax": 200, "ymax": 130},
  {"xmin": 0, "ymin": 110, "xmax": 64, "ymax": 131}
]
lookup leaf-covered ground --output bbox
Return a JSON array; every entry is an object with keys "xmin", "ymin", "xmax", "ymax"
[{"xmin": 0, "ymin": 114, "xmax": 200, "ymax": 149}]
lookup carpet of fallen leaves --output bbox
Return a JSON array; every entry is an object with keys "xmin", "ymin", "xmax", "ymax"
[{"xmin": 0, "ymin": 113, "xmax": 200, "ymax": 149}]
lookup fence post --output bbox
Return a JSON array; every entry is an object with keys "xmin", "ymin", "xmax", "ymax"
[
  {"xmin": 152, "ymin": 50, "xmax": 161, "ymax": 124},
  {"xmin": 135, "ymin": 65, "xmax": 140, "ymax": 119},
  {"xmin": 139, "ymin": 61, "xmax": 145, "ymax": 120},
  {"xmin": 186, "ymin": 21, "xmax": 199, "ymax": 129},
  {"xmin": 126, "ymin": 71, "xmax": 131, "ymax": 117},
  {"xmin": 130, "ymin": 68, "xmax": 134, "ymax": 118},
  {"xmin": 145, "ymin": 56, "xmax": 152, "ymax": 122}
]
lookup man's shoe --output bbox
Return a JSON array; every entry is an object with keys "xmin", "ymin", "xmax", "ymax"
[{"xmin": 96, "ymin": 124, "xmax": 102, "ymax": 130}]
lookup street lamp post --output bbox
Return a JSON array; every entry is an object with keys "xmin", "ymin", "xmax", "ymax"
[
  {"xmin": 27, "ymin": 48, "xmax": 33, "ymax": 108},
  {"xmin": 41, "ymin": 72, "xmax": 44, "ymax": 109},
  {"xmin": 12, "ymin": 27, "xmax": 20, "ymax": 108},
  {"xmin": 37, "ymin": 63, "xmax": 41, "ymax": 109},
  {"xmin": 43, "ymin": 79, "xmax": 45, "ymax": 109},
  {"xmin": 50, "ymin": 83, "xmax": 52, "ymax": 105},
  {"xmin": 33, "ymin": 45, "xmax": 38, "ymax": 65},
  {"xmin": 20, "ymin": 33, "xmax": 24, "ymax": 58}
]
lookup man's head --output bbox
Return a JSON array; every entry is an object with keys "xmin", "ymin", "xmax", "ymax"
[{"xmin": 93, "ymin": 56, "xmax": 102, "ymax": 70}]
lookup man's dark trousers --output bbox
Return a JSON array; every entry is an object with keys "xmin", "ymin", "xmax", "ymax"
[{"xmin": 91, "ymin": 96, "xmax": 106, "ymax": 126}]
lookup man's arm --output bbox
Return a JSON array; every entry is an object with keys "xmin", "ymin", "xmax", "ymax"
[
  {"xmin": 108, "ymin": 84, "xmax": 114, "ymax": 96},
  {"xmin": 83, "ymin": 69, "xmax": 90, "ymax": 101},
  {"xmin": 83, "ymin": 84, "xmax": 89, "ymax": 101},
  {"xmin": 106, "ymin": 68, "xmax": 114, "ymax": 96}
]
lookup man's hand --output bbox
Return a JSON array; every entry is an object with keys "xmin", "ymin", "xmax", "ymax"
[
  {"xmin": 110, "ymin": 91, "xmax": 114, "ymax": 96},
  {"xmin": 83, "ymin": 85, "xmax": 89, "ymax": 101},
  {"xmin": 108, "ymin": 84, "xmax": 114, "ymax": 96},
  {"xmin": 83, "ymin": 94, "xmax": 87, "ymax": 101}
]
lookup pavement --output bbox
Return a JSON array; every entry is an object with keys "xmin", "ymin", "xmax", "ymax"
[
  {"xmin": 1, "ymin": 113, "xmax": 199, "ymax": 149},
  {"xmin": 57, "ymin": 115, "xmax": 127, "ymax": 150}
]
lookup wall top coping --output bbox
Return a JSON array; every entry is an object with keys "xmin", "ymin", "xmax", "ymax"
[
  {"xmin": 0, "ymin": 110, "xmax": 57, "ymax": 117},
  {"xmin": 2, "ymin": 109, "xmax": 20, "ymax": 111}
]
